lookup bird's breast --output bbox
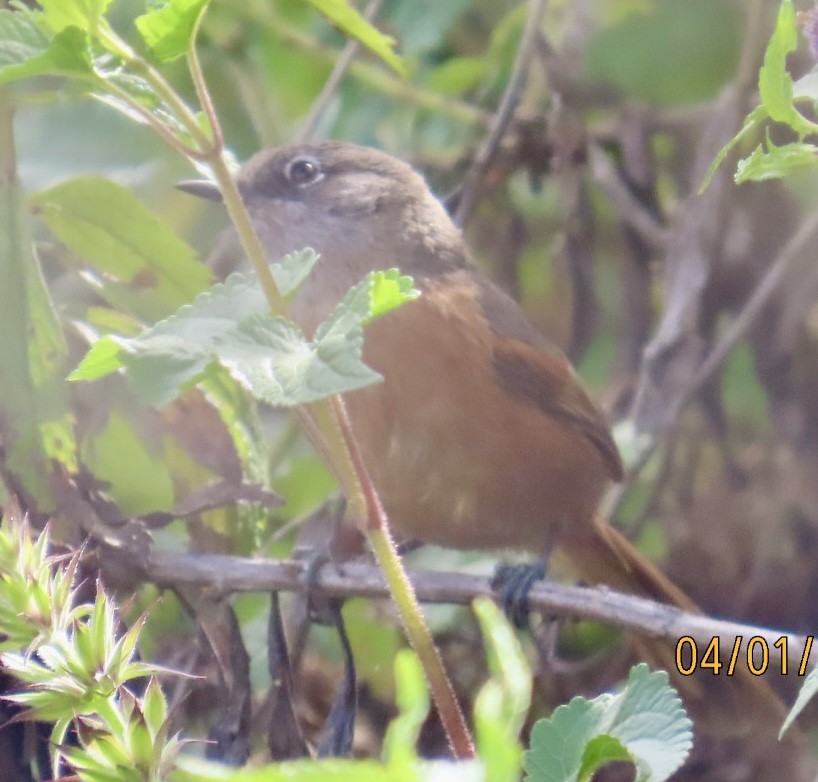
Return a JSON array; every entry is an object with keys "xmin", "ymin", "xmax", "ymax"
[{"xmin": 343, "ymin": 274, "xmax": 611, "ymax": 553}]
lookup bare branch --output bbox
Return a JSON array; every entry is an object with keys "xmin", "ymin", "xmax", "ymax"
[
  {"xmin": 453, "ymin": 0, "xmax": 548, "ymax": 226},
  {"xmin": 587, "ymin": 143, "xmax": 668, "ymax": 251},
  {"xmin": 143, "ymin": 549, "xmax": 814, "ymax": 670},
  {"xmin": 298, "ymin": 0, "xmax": 383, "ymax": 142}
]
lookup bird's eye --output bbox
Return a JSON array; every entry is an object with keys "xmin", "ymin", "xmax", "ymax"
[{"xmin": 284, "ymin": 156, "xmax": 323, "ymax": 187}]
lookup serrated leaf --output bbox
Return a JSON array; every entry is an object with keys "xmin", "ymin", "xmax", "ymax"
[
  {"xmin": 758, "ymin": 0, "xmax": 818, "ymax": 137},
  {"xmin": 304, "ymin": 0, "xmax": 406, "ymax": 76},
  {"xmin": 135, "ymin": 0, "xmax": 211, "ymax": 63},
  {"xmin": 219, "ymin": 312, "xmax": 381, "ymax": 406},
  {"xmin": 735, "ymin": 141, "xmax": 818, "ymax": 183},
  {"xmin": 781, "ymin": 664, "xmax": 818, "ymax": 737},
  {"xmin": 0, "ymin": 11, "xmax": 93, "ymax": 85},
  {"xmin": 367, "ymin": 270, "xmax": 420, "ymax": 323},
  {"xmin": 523, "ymin": 664, "xmax": 692, "ymax": 782},
  {"xmin": 270, "ymin": 248, "xmax": 321, "ymax": 297},
  {"xmin": 30, "ymin": 177, "xmax": 212, "ymax": 321},
  {"xmin": 605, "ymin": 665, "xmax": 692, "ymax": 782},
  {"xmin": 75, "ymin": 266, "xmax": 418, "ymax": 408}
]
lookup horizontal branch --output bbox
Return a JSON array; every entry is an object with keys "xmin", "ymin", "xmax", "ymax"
[{"xmin": 145, "ymin": 550, "xmax": 813, "ymax": 670}]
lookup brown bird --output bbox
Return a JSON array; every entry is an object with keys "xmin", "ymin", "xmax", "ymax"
[
  {"xmin": 182, "ymin": 143, "xmax": 805, "ymax": 776},
  {"xmin": 207, "ymin": 140, "xmax": 689, "ymax": 608}
]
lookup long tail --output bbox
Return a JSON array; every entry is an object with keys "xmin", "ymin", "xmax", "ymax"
[{"xmin": 556, "ymin": 515, "xmax": 789, "ymax": 724}]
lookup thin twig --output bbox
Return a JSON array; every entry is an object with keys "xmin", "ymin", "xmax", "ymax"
[
  {"xmin": 587, "ymin": 144, "xmax": 668, "ymax": 251},
  {"xmin": 188, "ymin": 6, "xmax": 223, "ymax": 152},
  {"xmin": 452, "ymin": 0, "xmax": 548, "ymax": 226},
  {"xmin": 603, "ymin": 208, "xmax": 818, "ymax": 517},
  {"xmin": 143, "ymin": 549, "xmax": 815, "ymax": 671},
  {"xmin": 685, "ymin": 210, "xmax": 818, "ymax": 408},
  {"xmin": 298, "ymin": 0, "xmax": 383, "ymax": 141}
]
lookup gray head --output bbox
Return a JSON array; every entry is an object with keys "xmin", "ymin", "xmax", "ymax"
[
  {"xmin": 182, "ymin": 141, "xmax": 468, "ymax": 330},
  {"xmin": 236, "ymin": 141, "xmax": 466, "ymax": 274}
]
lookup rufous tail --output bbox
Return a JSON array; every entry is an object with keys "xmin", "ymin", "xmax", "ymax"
[{"xmin": 556, "ymin": 514, "xmax": 789, "ymax": 725}]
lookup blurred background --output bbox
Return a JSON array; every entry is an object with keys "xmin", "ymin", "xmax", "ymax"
[{"xmin": 9, "ymin": 0, "xmax": 818, "ymax": 779}]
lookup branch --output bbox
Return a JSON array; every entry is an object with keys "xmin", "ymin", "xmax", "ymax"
[
  {"xmin": 452, "ymin": 0, "xmax": 548, "ymax": 226},
  {"xmin": 298, "ymin": 0, "xmax": 384, "ymax": 141},
  {"xmin": 142, "ymin": 550, "xmax": 815, "ymax": 670}
]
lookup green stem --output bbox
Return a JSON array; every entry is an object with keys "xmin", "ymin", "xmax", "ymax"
[
  {"xmin": 96, "ymin": 22, "xmax": 214, "ymax": 155},
  {"xmin": 218, "ymin": 0, "xmax": 488, "ymax": 130},
  {"xmin": 98, "ymin": 78, "xmax": 202, "ymax": 159},
  {"xmin": 205, "ymin": 152, "xmax": 286, "ymax": 314},
  {"xmin": 188, "ymin": 7, "xmax": 224, "ymax": 152},
  {"xmin": 330, "ymin": 396, "xmax": 474, "ymax": 758},
  {"xmin": 181, "ymin": 17, "xmax": 473, "ymax": 756}
]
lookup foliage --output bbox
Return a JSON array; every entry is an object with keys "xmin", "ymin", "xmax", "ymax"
[
  {"xmin": 0, "ymin": 516, "xmax": 691, "ymax": 782},
  {"xmin": 704, "ymin": 0, "xmax": 818, "ymax": 187},
  {"xmin": 0, "ymin": 0, "xmax": 811, "ymax": 779},
  {"xmin": 523, "ymin": 665, "xmax": 692, "ymax": 782}
]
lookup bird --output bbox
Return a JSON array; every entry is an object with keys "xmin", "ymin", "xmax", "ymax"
[
  {"xmin": 180, "ymin": 143, "xmax": 801, "ymax": 767},
  {"xmin": 187, "ymin": 140, "xmax": 688, "ymax": 606}
]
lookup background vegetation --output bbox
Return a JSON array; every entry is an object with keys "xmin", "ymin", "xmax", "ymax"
[{"xmin": 2, "ymin": 0, "xmax": 818, "ymax": 779}]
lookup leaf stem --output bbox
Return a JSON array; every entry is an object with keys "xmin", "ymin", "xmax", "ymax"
[
  {"xmin": 181, "ymin": 14, "xmax": 473, "ymax": 757},
  {"xmin": 188, "ymin": 7, "xmax": 224, "ymax": 152},
  {"xmin": 96, "ymin": 22, "xmax": 214, "ymax": 155},
  {"xmin": 330, "ymin": 396, "xmax": 475, "ymax": 759}
]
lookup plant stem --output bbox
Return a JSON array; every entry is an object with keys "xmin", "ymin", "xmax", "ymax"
[
  {"xmin": 182, "ymin": 17, "xmax": 474, "ymax": 757},
  {"xmin": 330, "ymin": 396, "xmax": 475, "ymax": 758}
]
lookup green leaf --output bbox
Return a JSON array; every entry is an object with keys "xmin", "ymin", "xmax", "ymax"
[
  {"xmin": 577, "ymin": 735, "xmax": 632, "ymax": 782},
  {"xmin": 172, "ymin": 757, "xmax": 406, "ymax": 782},
  {"xmin": 524, "ymin": 664, "xmax": 692, "ymax": 782},
  {"xmin": 424, "ymin": 56, "xmax": 486, "ymax": 96},
  {"xmin": 0, "ymin": 11, "xmax": 93, "ymax": 85},
  {"xmin": 758, "ymin": 0, "xmax": 818, "ymax": 137},
  {"xmin": 30, "ymin": 177, "xmax": 212, "ymax": 322},
  {"xmin": 80, "ymin": 410, "xmax": 175, "ymax": 515},
  {"xmin": 217, "ymin": 311, "xmax": 381, "ymax": 407},
  {"xmin": 473, "ymin": 598, "xmax": 531, "ymax": 736},
  {"xmin": 270, "ymin": 247, "xmax": 321, "ymax": 297},
  {"xmin": 698, "ymin": 105, "xmax": 766, "ymax": 193},
  {"xmin": 72, "ymin": 263, "xmax": 418, "ymax": 407},
  {"xmin": 141, "ymin": 677, "xmax": 168, "ymax": 738},
  {"xmin": 367, "ymin": 270, "xmax": 420, "ymax": 323},
  {"xmin": 304, "ymin": 0, "xmax": 406, "ymax": 76},
  {"xmin": 472, "ymin": 598, "xmax": 529, "ymax": 782},
  {"xmin": 735, "ymin": 141, "xmax": 818, "ymax": 183},
  {"xmin": 781, "ymin": 664, "xmax": 818, "ymax": 737},
  {"xmin": 135, "ymin": 0, "xmax": 211, "ymax": 63},
  {"xmin": 0, "ymin": 141, "xmax": 76, "ymax": 511},
  {"xmin": 37, "ymin": 0, "xmax": 113, "ymax": 34},
  {"xmin": 759, "ymin": 0, "xmax": 797, "ymax": 123},
  {"xmin": 382, "ymin": 651, "xmax": 428, "ymax": 767},
  {"xmin": 68, "ymin": 335, "xmax": 126, "ymax": 381}
]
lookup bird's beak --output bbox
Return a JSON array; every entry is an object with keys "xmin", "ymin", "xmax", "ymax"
[{"xmin": 176, "ymin": 179, "xmax": 223, "ymax": 202}]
